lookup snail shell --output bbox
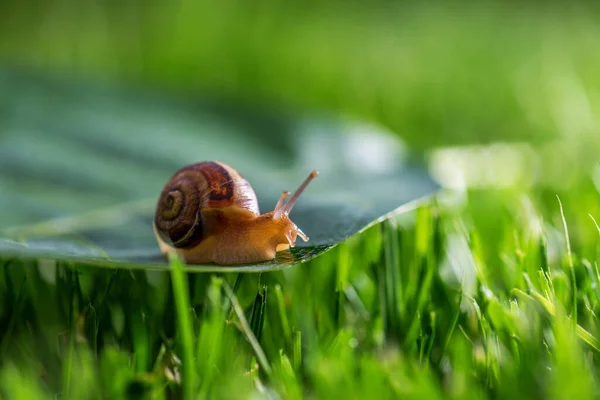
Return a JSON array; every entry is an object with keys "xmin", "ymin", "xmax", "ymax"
[{"xmin": 154, "ymin": 161, "xmax": 258, "ymax": 249}]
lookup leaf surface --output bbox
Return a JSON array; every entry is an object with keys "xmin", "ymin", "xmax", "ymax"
[{"xmin": 0, "ymin": 68, "xmax": 439, "ymax": 271}]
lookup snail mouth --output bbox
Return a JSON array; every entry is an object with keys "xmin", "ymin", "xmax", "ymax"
[
  {"xmin": 297, "ymin": 228, "xmax": 309, "ymax": 242},
  {"xmin": 284, "ymin": 227, "xmax": 309, "ymax": 248}
]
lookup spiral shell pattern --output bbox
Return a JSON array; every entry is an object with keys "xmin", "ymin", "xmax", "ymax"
[{"xmin": 154, "ymin": 161, "xmax": 259, "ymax": 248}]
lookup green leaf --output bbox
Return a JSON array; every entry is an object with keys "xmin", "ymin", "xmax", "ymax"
[{"xmin": 0, "ymin": 68, "xmax": 438, "ymax": 271}]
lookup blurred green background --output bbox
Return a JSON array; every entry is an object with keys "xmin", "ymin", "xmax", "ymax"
[
  {"xmin": 2, "ymin": 0, "xmax": 599, "ymax": 161},
  {"xmin": 2, "ymin": 2, "xmax": 600, "ymax": 399}
]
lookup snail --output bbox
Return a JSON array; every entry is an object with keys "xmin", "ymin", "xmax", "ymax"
[{"xmin": 153, "ymin": 161, "xmax": 319, "ymax": 265}]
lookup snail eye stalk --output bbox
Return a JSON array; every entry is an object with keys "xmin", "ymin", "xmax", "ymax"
[{"xmin": 274, "ymin": 171, "xmax": 319, "ymax": 219}]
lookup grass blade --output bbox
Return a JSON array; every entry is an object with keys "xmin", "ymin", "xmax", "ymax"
[
  {"xmin": 442, "ymin": 287, "xmax": 463, "ymax": 358},
  {"xmin": 275, "ymin": 284, "xmax": 292, "ymax": 346},
  {"xmin": 293, "ymin": 330, "xmax": 302, "ymax": 373},
  {"xmin": 557, "ymin": 195, "xmax": 577, "ymax": 329},
  {"xmin": 169, "ymin": 253, "xmax": 196, "ymax": 399},
  {"xmin": 223, "ymin": 280, "xmax": 272, "ymax": 377},
  {"xmin": 249, "ymin": 285, "xmax": 268, "ymax": 342}
]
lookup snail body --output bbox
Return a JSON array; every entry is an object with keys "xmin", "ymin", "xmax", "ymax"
[{"xmin": 153, "ymin": 161, "xmax": 318, "ymax": 265}]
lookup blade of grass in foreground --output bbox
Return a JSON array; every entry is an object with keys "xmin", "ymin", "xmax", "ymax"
[
  {"xmin": 223, "ymin": 280, "xmax": 272, "ymax": 377},
  {"xmin": 169, "ymin": 252, "xmax": 196, "ymax": 399},
  {"xmin": 557, "ymin": 196, "xmax": 577, "ymax": 330},
  {"xmin": 275, "ymin": 284, "xmax": 292, "ymax": 347},
  {"xmin": 249, "ymin": 285, "xmax": 268, "ymax": 343},
  {"xmin": 196, "ymin": 276, "xmax": 227, "ymax": 397}
]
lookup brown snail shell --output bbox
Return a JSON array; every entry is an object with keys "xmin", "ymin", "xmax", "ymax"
[{"xmin": 153, "ymin": 160, "xmax": 318, "ymax": 265}]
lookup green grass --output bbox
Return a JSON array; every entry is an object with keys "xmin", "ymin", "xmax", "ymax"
[
  {"xmin": 2, "ymin": 1, "xmax": 600, "ymax": 398},
  {"xmin": 2, "ymin": 183, "xmax": 600, "ymax": 399}
]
